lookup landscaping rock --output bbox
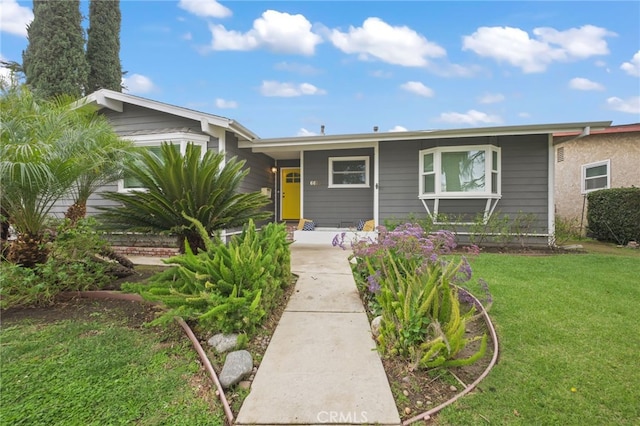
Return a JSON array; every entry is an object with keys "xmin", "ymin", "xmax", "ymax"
[
  {"xmin": 208, "ymin": 333, "xmax": 238, "ymax": 353},
  {"xmin": 219, "ymin": 350, "xmax": 253, "ymax": 389},
  {"xmin": 561, "ymin": 244, "xmax": 584, "ymax": 251},
  {"xmin": 371, "ymin": 316, "xmax": 382, "ymax": 337}
]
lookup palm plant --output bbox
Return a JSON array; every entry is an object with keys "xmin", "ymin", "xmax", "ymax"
[
  {"xmin": 59, "ymin": 109, "xmax": 134, "ymax": 223},
  {"xmin": 0, "ymin": 84, "xmax": 127, "ymax": 266},
  {"xmin": 1, "ymin": 86, "xmax": 76, "ymax": 265},
  {"xmin": 98, "ymin": 143, "xmax": 272, "ymax": 253}
]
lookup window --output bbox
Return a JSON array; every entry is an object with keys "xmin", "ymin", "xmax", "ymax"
[
  {"xmin": 328, "ymin": 156, "xmax": 369, "ymax": 188},
  {"xmin": 285, "ymin": 171, "xmax": 301, "ymax": 183},
  {"xmin": 119, "ymin": 132, "xmax": 208, "ymax": 192},
  {"xmin": 419, "ymin": 145, "xmax": 501, "ymax": 197},
  {"xmin": 582, "ymin": 160, "xmax": 610, "ymax": 193}
]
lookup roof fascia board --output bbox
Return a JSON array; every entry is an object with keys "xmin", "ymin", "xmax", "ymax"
[
  {"xmin": 94, "ymin": 91, "xmax": 123, "ymax": 112},
  {"xmin": 240, "ymin": 121, "xmax": 612, "ymax": 150},
  {"xmin": 248, "ymin": 141, "xmax": 377, "ymax": 154},
  {"xmin": 229, "ymin": 121, "xmax": 259, "ymax": 141},
  {"xmin": 84, "ymin": 89, "xmax": 238, "ymax": 133}
]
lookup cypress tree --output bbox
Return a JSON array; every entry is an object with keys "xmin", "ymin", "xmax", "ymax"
[
  {"xmin": 22, "ymin": 0, "xmax": 88, "ymax": 99},
  {"xmin": 86, "ymin": 0, "xmax": 122, "ymax": 92}
]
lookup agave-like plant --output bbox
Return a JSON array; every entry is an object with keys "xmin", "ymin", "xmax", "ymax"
[{"xmin": 98, "ymin": 143, "xmax": 273, "ymax": 253}]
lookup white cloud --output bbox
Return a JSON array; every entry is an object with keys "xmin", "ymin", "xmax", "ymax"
[
  {"xmin": 178, "ymin": 0, "xmax": 231, "ymax": 18},
  {"xmin": 478, "ymin": 93, "xmax": 505, "ymax": 104},
  {"xmin": 297, "ymin": 128, "xmax": 317, "ymax": 136},
  {"xmin": 400, "ymin": 81, "xmax": 434, "ymax": 97},
  {"xmin": 0, "ymin": 0, "xmax": 33, "ymax": 37},
  {"xmin": 606, "ymin": 96, "xmax": 640, "ymax": 114},
  {"xmin": 182, "ymin": 32, "xmax": 193, "ymax": 41},
  {"xmin": 0, "ymin": 54, "xmax": 13, "ymax": 83},
  {"xmin": 215, "ymin": 98, "xmax": 237, "ymax": 109},
  {"xmin": 463, "ymin": 25, "xmax": 615, "ymax": 73},
  {"xmin": 569, "ymin": 77, "xmax": 604, "ymax": 91},
  {"xmin": 122, "ymin": 74, "xmax": 156, "ymax": 94},
  {"xmin": 274, "ymin": 62, "xmax": 321, "ymax": 75},
  {"xmin": 621, "ymin": 51, "xmax": 640, "ymax": 77},
  {"xmin": 260, "ymin": 81, "xmax": 326, "ymax": 97},
  {"xmin": 518, "ymin": 112, "xmax": 531, "ymax": 118},
  {"xmin": 329, "ymin": 17, "xmax": 445, "ymax": 67},
  {"xmin": 209, "ymin": 10, "xmax": 322, "ymax": 55},
  {"xmin": 389, "ymin": 125, "xmax": 408, "ymax": 132},
  {"xmin": 437, "ymin": 109, "xmax": 503, "ymax": 125},
  {"xmin": 533, "ymin": 25, "xmax": 613, "ymax": 58}
]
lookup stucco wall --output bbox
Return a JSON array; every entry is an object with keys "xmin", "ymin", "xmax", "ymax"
[{"xmin": 554, "ymin": 132, "xmax": 640, "ymax": 222}]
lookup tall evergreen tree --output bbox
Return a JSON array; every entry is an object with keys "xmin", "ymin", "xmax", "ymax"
[
  {"xmin": 86, "ymin": 0, "xmax": 123, "ymax": 92},
  {"xmin": 22, "ymin": 0, "xmax": 88, "ymax": 99}
]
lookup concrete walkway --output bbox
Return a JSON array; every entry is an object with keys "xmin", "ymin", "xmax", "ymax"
[{"xmin": 235, "ymin": 243, "xmax": 400, "ymax": 426}]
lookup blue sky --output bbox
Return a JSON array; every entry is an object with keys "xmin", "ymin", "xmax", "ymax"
[{"xmin": 1, "ymin": 0, "xmax": 639, "ymax": 138}]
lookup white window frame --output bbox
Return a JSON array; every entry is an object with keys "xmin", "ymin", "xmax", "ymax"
[
  {"xmin": 328, "ymin": 156, "xmax": 370, "ymax": 188},
  {"xmin": 118, "ymin": 132, "xmax": 209, "ymax": 193},
  {"xmin": 418, "ymin": 145, "xmax": 501, "ymax": 224},
  {"xmin": 419, "ymin": 145, "xmax": 501, "ymax": 198},
  {"xmin": 581, "ymin": 159, "xmax": 610, "ymax": 194}
]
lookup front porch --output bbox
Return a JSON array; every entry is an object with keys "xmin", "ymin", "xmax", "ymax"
[{"xmin": 292, "ymin": 227, "xmax": 378, "ymax": 246}]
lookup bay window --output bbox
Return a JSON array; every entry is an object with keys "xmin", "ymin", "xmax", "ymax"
[{"xmin": 419, "ymin": 145, "xmax": 501, "ymax": 197}]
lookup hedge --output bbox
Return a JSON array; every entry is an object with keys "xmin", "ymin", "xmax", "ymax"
[{"xmin": 587, "ymin": 187, "xmax": 640, "ymax": 245}]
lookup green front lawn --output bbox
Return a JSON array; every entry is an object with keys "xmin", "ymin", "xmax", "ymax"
[
  {"xmin": 439, "ymin": 250, "xmax": 640, "ymax": 425},
  {"xmin": 0, "ymin": 304, "xmax": 225, "ymax": 426}
]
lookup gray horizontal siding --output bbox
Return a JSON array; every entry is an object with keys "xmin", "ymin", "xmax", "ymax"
[
  {"xmin": 225, "ymin": 132, "xmax": 275, "ymax": 227},
  {"xmin": 87, "ymin": 182, "xmax": 122, "ymax": 216},
  {"xmin": 225, "ymin": 132, "xmax": 274, "ymax": 195},
  {"xmin": 379, "ymin": 134, "xmax": 549, "ymax": 234},
  {"xmin": 379, "ymin": 140, "xmax": 423, "ymax": 221},
  {"xmin": 303, "ymin": 148, "xmax": 374, "ymax": 227},
  {"xmin": 102, "ymin": 105, "xmax": 201, "ymax": 135},
  {"xmin": 497, "ymin": 135, "xmax": 548, "ymax": 232},
  {"xmin": 83, "ymin": 106, "xmax": 217, "ymax": 217}
]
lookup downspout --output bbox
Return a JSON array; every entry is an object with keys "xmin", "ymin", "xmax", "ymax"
[
  {"xmin": 548, "ymin": 134, "xmax": 556, "ymax": 247},
  {"xmin": 373, "ymin": 141, "xmax": 380, "ymax": 227},
  {"xmin": 300, "ymin": 151, "xmax": 304, "ymax": 219},
  {"xmin": 273, "ymin": 161, "xmax": 278, "ymax": 222}
]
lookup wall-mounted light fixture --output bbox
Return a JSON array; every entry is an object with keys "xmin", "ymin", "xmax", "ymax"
[{"xmin": 271, "ymin": 166, "xmax": 278, "ymax": 173}]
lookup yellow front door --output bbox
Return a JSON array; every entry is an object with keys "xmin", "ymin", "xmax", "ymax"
[{"xmin": 281, "ymin": 168, "xmax": 301, "ymax": 220}]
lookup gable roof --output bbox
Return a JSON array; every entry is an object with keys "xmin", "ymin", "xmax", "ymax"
[{"xmin": 80, "ymin": 89, "xmax": 259, "ymax": 142}]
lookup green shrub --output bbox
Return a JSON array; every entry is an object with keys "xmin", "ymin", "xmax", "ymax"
[
  {"xmin": 0, "ymin": 218, "xmax": 112, "ymax": 308},
  {"xmin": 350, "ymin": 223, "xmax": 488, "ymax": 369},
  {"xmin": 587, "ymin": 187, "xmax": 640, "ymax": 244},
  {"xmin": 124, "ymin": 217, "xmax": 291, "ymax": 335},
  {"xmin": 554, "ymin": 215, "xmax": 584, "ymax": 244}
]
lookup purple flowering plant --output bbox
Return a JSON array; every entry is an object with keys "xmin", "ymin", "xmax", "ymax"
[{"xmin": 344, "ymin": 222, "xmax": 489, "ymax": 369}]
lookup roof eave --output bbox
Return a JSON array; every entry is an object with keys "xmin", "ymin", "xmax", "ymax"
[
  {"xmin": 78, "ymin": 89, "xmax": 260, "ymax": 140},
  {"xmin": 239, "ymin": 121, "xmax": 612, "ymax": 150}
]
